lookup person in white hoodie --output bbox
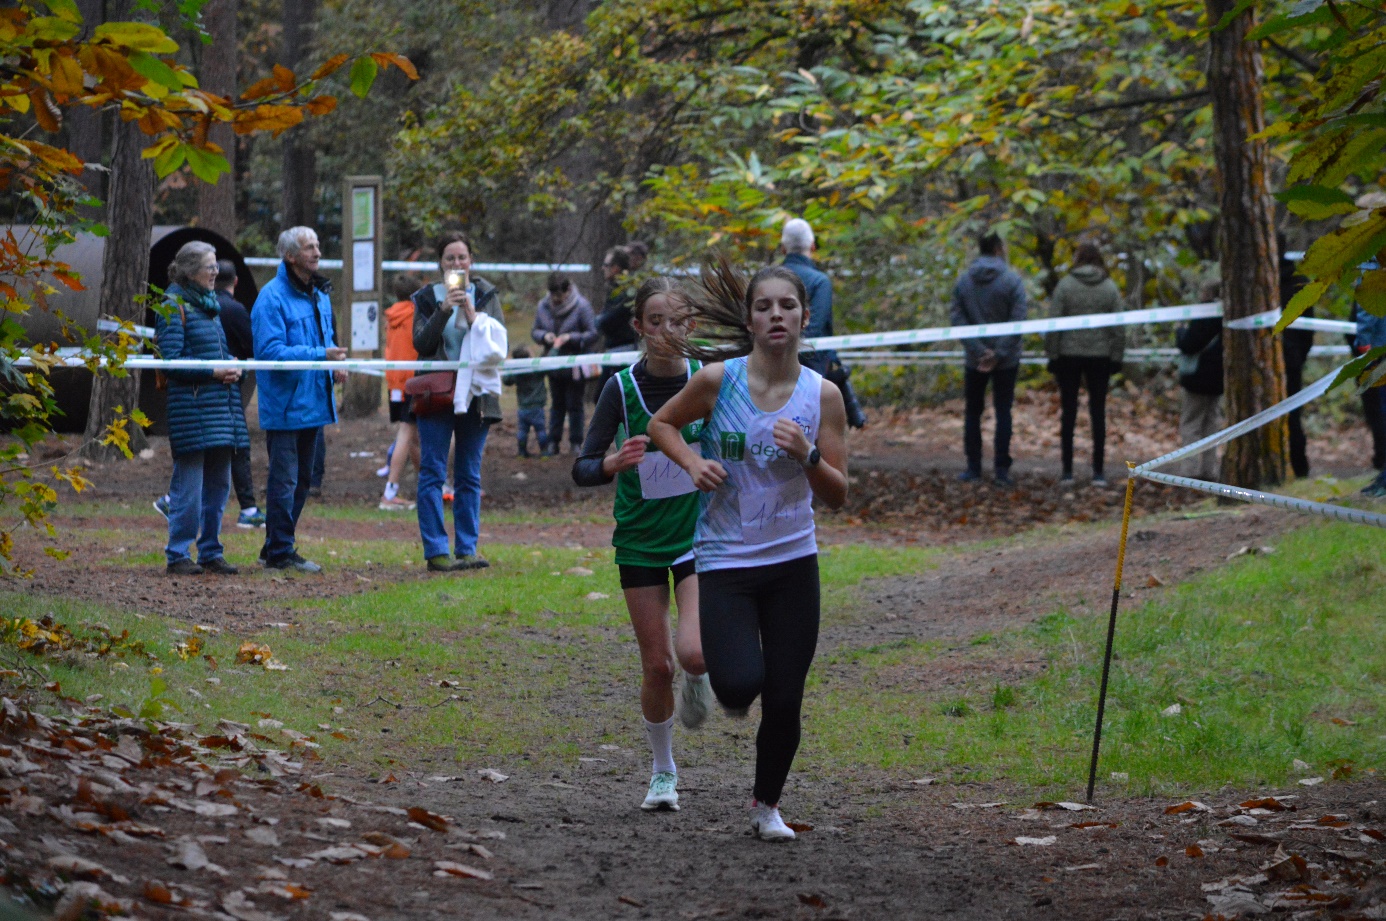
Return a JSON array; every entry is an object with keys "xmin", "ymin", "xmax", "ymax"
[{"xmin": 411, "ymin": 232, "xmax": 506, "ymax": 572}]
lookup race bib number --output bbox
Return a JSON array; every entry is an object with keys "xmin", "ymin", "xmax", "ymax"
[
  {"xmin": 737, "ymin": 415, "xmax": 812, "ymax": 544},
  {"xmin": 638, "ymin": 443, "xmax": 701, "ymax": 500}
]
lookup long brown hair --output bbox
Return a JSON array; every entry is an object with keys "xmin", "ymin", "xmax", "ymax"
[{"xmin": 677, "ymin": 254, "xmax": 808, "ymax": 362}]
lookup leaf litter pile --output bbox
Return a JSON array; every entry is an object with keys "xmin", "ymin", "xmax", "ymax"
[{"xmin": 0, "ymin": 690, "xmax": 522, "ymax": 919}]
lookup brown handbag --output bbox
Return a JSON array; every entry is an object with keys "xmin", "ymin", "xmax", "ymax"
[{"xmin": 404, "ymin": 371, "xmax": 456, "ymax": 416}]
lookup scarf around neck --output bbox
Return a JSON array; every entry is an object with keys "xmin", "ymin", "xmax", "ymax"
[
  {"xmin": 547, "ymin": 286, "xmax": 579, "ymax": 319},
  {"xmin": 169, "ymin": 282, "xmax": 221, "ymax": 316}
]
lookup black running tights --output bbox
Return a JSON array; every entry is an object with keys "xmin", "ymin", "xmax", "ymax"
[{"xmin": 699, "ymin": 554, "xmax": 820, "ymax": 806}]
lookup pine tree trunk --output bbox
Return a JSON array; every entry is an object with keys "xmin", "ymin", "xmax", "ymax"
[
  {"xmin": 1205, "ymin": 0, "xmax": 1287, "ymax": 488},
  {"xmin": 66, "ymin": 0, "xmax": 106, "ymax": 222},
  {"xmin": 82, "ymin": 0, "xmax": 154, "ymax": 463},
  {"xmin": 196, "ymin": 0, "xmax": 238, "ymax": 238},
  {"xmin": 280, "ymin": 0, "xmax": 318, "ymax": 228}
]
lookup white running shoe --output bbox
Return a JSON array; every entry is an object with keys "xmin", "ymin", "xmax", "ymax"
[
  {"xmin": 676, "ymin": 673, "xmax": 715, "ymax": 730},
  {"xmin": 641, "ymin": 771, "xmax": 679, "ymax": 811},
  {"xmin": 749, "ymin": 802, "xmax": 795, "ymax": 841}
]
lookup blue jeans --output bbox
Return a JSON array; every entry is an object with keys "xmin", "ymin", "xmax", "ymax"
[
  {"xmin": 166, "ymin": 448, "xmax": 233, "ymax": 564},
  {"xmin": 311, "ymin": 427, "xmax": 326, "ymax": 489},
  {"xmin": 517, "ymin": 407, "xmax": 546, "ymax": 453},
  {"xmin": 263, "ymin": 428, "xmax": 319, "ymax": 563},
  {"xmin": 417, "ymin": 406, "xmax": 489, "ymax": 559}
]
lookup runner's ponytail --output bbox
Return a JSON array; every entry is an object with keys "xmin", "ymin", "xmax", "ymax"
[{"xmin": 679, "ymin": 254, "xmax": 809, "ymax": 362}]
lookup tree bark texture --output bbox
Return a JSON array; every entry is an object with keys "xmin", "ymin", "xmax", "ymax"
[
  {"xmin": 82, "ymin": 14, "xmax": 154, "ymax": 459},
  {"xmin": 196, "ymin": 0, "xmax": 239, "ymax": 238},
  {"xmin": 1205, "ymin": 0, "xmax": 1287, "ymax": 488},
  {"xmin": 279, "ymin": 0, "xmax": 318, "ymax": 229},
  {"xmin": 65, "ymin": 0, "xmax": 105, "ymax": 222}
]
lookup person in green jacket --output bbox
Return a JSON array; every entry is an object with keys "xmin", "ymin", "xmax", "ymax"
[{"xmin": 1045, "ymin": 242, "xmax": 1126, "ymax": 486}]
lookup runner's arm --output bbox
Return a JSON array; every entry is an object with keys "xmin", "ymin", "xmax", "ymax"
[
  {"xmin": 808, "ymin": 379, "xmax": 849, "ymax": 509},
  {"xmin": 572, "ymin": 377, "xmax": 627, "ymax": 486},
  {"xmin": 649, "ymin": 364, "xmax": 726, "ymax": 491}
]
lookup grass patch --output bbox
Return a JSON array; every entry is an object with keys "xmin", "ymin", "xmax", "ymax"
[
  {"xmin": 802, "ymin": 521, "xmax": 1386, "ymax": 796},
  {"xmin": 1, "ymin": 542, "xmax": 934, "ymax": 775}
]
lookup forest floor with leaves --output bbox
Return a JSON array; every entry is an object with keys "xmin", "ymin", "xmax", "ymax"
[{"xmin": 3, "ymin": 377, "xmax": 1386, "ymax": 920}]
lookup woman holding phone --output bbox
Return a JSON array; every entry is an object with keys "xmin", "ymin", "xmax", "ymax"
[
  {"xmin": 572, "ymin": 277, "xmax": 716, "ymax": 813},
  {"xmin": 411, "ymin": 232, "xmax": 506, "ymax": 572},
  {"xmin": 648, "ymin": 257, "xmax": 848, "ymax": 841}
]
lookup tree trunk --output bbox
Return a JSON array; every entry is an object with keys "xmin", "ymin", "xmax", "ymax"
[
  {"xmin": 280, "ymin": 0, "xmax": 318, "ymax": 229},
  {"xmin": 1205, "ymin": 0, "xmax": 1287, "ymax": 488},
  {"xmin": 66, "ymin": 0, "xmax": 105, "ymax": 222},
  {"xmin": 196, "ymin": 0, "xmax": 238, "ymax": 238},
  {"xmin": 82, "ymin": 5, "xmax": 154, "ymax": 460}
]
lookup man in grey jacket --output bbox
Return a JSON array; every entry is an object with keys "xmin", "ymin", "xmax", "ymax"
[{"xmin": 950, "ymin": 232, "xmax": 1028, "ymax": 486}]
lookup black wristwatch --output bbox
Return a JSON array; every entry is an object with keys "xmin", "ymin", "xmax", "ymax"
[{"xmin": 803, "ymin": 447, "xmax": 821, "ymax": 468}]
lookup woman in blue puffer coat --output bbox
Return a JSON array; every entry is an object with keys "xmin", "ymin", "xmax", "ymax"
[{"xmin": 155, "ymin": 241, "xmax": 250, "ymax": 576}]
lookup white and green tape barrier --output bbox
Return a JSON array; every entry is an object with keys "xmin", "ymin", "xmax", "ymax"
[
  {"xmin": 1224, "ymin": 310, "xmax": 1357, "ymax": 333},
  {"xmin": 1130, "ymin": 365, "xmax": 1386, "ymax": 528},
  {"xmin": 41, "ymin": 301, "xmax": 1355, "ymax": 377}
]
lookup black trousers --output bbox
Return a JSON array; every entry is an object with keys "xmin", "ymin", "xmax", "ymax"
[
  {"xmin": 547, "ymin": 372, "xmax": 586, "ymax": 449},
  {"xmin": 1052, "ymin": 356, "xmax": 1110, "ymax": 478},
  {"xmin": 231, "ymin": 447, "xmax": 255, "ymax": 509},
  {"xmin": 699, "ymin": 554, "xmax": 820, "ymax": 807},
  {"xmin": 963, "ymin": 366, "xmax": 1018, "ymax": 474},
  {"xmin": 1364, "ymin": 385, "xmax": 1386, "ymax": 471},
  {"xmin": 1285, "ymin": 356, "xmax": 1309, "ymax": 478}
]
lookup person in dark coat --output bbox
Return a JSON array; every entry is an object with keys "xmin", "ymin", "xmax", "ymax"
[
  {"xmin": 532, "ymin": 271, "xmax": 598, "ymax": 454},
  {"xmin": 596, "ymin": 246, "xmax": 636, "ymax": 395},
  {"xmin": 156, "ymin": 241, "xmax": 250, "ymax": 576},
  {"xmin": 1278, "ymin": 236, "xmax": 1314, "ymax": 479},
  {"xmin": 1175, "ymin": 280, "xmax": 1225, "ymax": 481},
  {"xmin": 950, "ymin": 231, "xmax": 1028, "ymax": 486},
  {"xmin": 214, "ymin": 259, "xmax": 263, "ymax": 527}
]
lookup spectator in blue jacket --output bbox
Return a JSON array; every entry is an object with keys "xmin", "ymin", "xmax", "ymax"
[
  {"xmin": 780, "ymin": 219, "xmax": 867, "ymax": 428},
  {"xmin": 156, "ymin": 241, "xmax": 249, "ymax": 576},
  {"xmin": 951, "ymin": 231, "xmax": 1029, "ymax": 486},
  {"xmin": 251, "ymin": 226, "xmax": 347, "ymax": 573}
]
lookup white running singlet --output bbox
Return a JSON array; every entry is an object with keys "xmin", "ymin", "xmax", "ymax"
[{"xmin": 695, "ymin": 357, "xmax": 822, "ymax": 572}]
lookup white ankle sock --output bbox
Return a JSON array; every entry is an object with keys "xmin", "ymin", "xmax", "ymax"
[
  {"xmin": 643, "ymin": 716, "xmax": 676, "ymax": 775},
  {"xmin": 383, "ymin": 482, "xmax": 399, "ymax": 501}
]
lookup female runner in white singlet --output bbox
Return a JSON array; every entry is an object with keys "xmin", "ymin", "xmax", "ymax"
[{"xmin": 647, "ymin": 256, "xmax": 848, "ymax": 841}]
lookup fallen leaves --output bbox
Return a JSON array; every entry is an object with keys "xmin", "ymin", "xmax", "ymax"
[
  {"xmin": 407, "ymin": 806, "xmax": 450, "ymax": 832},
  {"xmin": 1163, "ymin": 801, "xmax": 1211, "ymax": 815},
  {"xmin": 434, "ymin": 860, "xmax": 493, "ymax": 880},
  {"xmin": 236, "ymin": 641, "xmax": 289, "ymax": 671},
  {"xmin": 477, "ymin": 768, "xmax": 508, "ymax": 783},
  {"xmin": 1013, "ymin": 836, "xmax": 1057, "ymax": 846}
]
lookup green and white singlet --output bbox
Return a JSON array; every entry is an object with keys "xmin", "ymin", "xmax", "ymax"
[{"xmin": 611, "ymin": 360, "xmax": 703, "ymax": 568}]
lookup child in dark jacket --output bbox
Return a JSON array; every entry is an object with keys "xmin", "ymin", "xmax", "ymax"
[{"xmin": 509, "ymin": 347, "xmax": 549, "ymax": 457}]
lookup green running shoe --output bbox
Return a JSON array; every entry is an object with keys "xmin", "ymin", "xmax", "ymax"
[{"xmin": 640, "ymin": 771, "xmax": 679, "ymax": 812}]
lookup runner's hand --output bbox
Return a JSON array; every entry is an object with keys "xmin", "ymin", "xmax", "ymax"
[
  {"xmin": 607, "ymin": 435, "xmax": 648, "ymax": 474},
  {"xmin": 772, "ymin": 418, "xmax": 813, "ymax": 465},
  {"xmin": 689, "ymin": 457, "xmax": 727, "ymax": 492}
]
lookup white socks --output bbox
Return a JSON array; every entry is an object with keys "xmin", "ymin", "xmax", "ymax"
[
  {"xmin": 643, "ymin": 716, "xmax": 676, "ymax": 776},
  {"xmin": 383, "ymin": 481, "xmax": 399, "ymax": 501}
]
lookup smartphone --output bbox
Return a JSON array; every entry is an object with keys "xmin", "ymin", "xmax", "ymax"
[{"xmin": 445, "ymin": 270, "xmax": 464, "ymax": 290}]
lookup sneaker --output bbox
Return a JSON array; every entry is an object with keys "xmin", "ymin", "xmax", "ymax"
[
  {"xmin": 1362, "ymin": 478, "xmax": 1386, "ymax": 498},
  {"xmin": 455, "ymin": 554, "xmax": 490, "ymax": 571},
  {"xmin": 957, "ymin": 469, "xmax": 981, "ymax": 483},
  {"xmin": 427, "ymin": 555, "xmax": 458, "ymax": 572},
  {"xmin": 375, "ymin": 464, "xmax": 390, "ymax": 477},
  {"xmin": 749, "ymin": 802, "xmax": 795, "ymax": 841},
  {"xmin": 994, "ymin": 471, "xmax": 1015, "ymax": 489},
  {"xmin": 442, "ymin": 485, "xmax": 455, "ymax": 504},
  {"xmin": 378, "ymin": 496, "xmax": 416, "ymax": 511},
  {"xmin": 676, "ymin": 673, "xmax": 715, "ymax": 730},
  {"xmin": 640, "ymin": 772, "xmax": 679, "ymax": 812},
  {"xmin": 236, "ymin": 508, "xmax": 265, "ymax": 528},
  {"xmin": 1091, "ymin": 476, "xmax": 1109, "ymax": 488},
  {"xmin": 153, "ymin": 495, "xmax": 171, "ymax": 520},
  {"xmin": 266, "ymin": 553, "xmax": 322, "ymax": 574},
  {"xmin": 1059, "ymin": 472, "xmax": 1074, "ymax": 484},
  {"xmin": 166, "ymin": 559, "xmax": 202, "ymax": 576},
  {"xmin": 308, "ymin": 486, "xmax": 323, "ymax": 499},
  {"xmin": 200, "ymin": 557, "xmax": 239, "ymax": 575}
]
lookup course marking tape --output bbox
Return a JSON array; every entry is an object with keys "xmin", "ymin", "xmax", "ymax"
[
  {"xmin": 1135, "ymin": 371, "xmax": 1336, "ymax": 474},
  {"xmin": 1134, "ymin": 469, "xmax": 1386, "ymax": 529},
  {"xmin": 1224, "ymin": 310, "xmax": 1357, "ymax": 333}
]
